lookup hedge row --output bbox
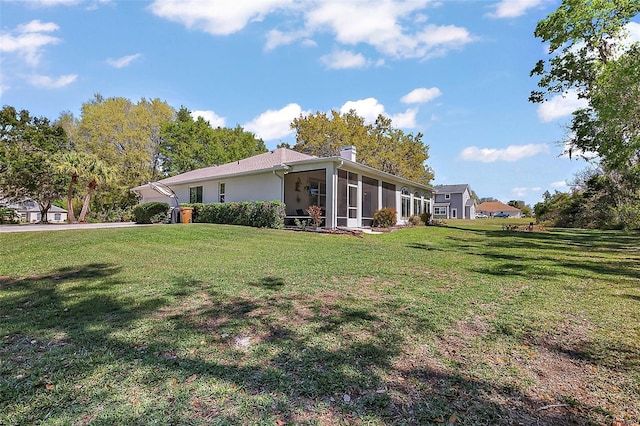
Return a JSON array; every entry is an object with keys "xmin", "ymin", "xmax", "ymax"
[
  {"xmin": 184, "ymin": 201, "xmax": 286, "ymax": 229},
  {"xmin": 133, "ymin": 202, "xmax": 170, "ymax": 224}
]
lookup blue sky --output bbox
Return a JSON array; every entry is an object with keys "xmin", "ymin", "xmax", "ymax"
[{"xmin": 2, "ymin": 0, "xmax": 639, "ymax": 206}]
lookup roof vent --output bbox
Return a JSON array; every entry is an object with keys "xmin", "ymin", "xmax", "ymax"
[{"xmin": 340, "ymin": 145, "xmax": 357, "ymax": 162}]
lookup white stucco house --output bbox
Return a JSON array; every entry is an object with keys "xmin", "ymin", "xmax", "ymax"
[
  {"xmin": 0, "ymin": 199, "xmax": 68, "ymax": 223},
  {"xmin": 132, "ymin": 146, "xmax": 433, "ymax": 229}
]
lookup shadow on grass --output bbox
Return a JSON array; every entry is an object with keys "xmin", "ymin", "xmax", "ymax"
[
  {"xmin": 436, "ymin": 226, "xmax": 640, "ymax": 282},
  {"xmin": 248, "ymin": 276, "xmax": 286, "ymax": 290},
  {"xmin": 0, "ymin": 265, "xmax": 620, "ymax": 425}
]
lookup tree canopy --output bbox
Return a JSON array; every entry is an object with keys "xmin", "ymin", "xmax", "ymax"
[
  {"xmin": 0, "ymin": 106, "xmax": 71, "ymax": 222},
  {"xmin": 531, "ymin": 0, "xmax": 640, "ymax": 229},
  {"xmin": 159, "ymin": 107, "xmax": 267, "ymax": 177},
  {"xmin": 291, "ymin": 110, "xmax": 434, "ymax": 185}
]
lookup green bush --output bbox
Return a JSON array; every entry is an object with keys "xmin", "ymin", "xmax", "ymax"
[
  {"xmin": 408, "ymin": 215, "xmax": 422, "ymax": 226},
  {"xmin": 373, "ymin": 208, "xmax": 397, "ymax": 228},
  {"xmin": 420, "ymin": 212, "xmax": 431, "ymax": 225},
  {"xmin": 132, "ymin": 202, "xmax": 170, "ymax": 224},
  {"xmin": 184, "ymin": 201, "xmax": 286, "ymax": 229},
  {"xmin": 0, "ymin": 207, "xmax": 18, "ymax": 224}
]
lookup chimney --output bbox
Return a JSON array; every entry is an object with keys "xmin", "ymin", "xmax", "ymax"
[{"xmin": 340, "ymin": 145, "xmax": 357, "ymax": 162}]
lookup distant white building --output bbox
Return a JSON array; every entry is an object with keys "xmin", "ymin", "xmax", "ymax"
[{"xmin": 1, "ymin": 199, "xmax": 68, "ymax": 223}]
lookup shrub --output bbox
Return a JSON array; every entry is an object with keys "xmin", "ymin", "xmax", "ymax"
[
  {"xmin": 306, "ymin": 205, "xmax": 323, "ymax": 228},
  {"xmin": 408, "ymin": 215, "xmax": 422, "ymax": 226},
  {"xmin": 420, "ymin": 212, "xmax": 431, "ymax": 225},
  {"xmin": 132, "ymin": 202, "xmax": 170, "ymax": 224},
  {"xmin": 373, "ymin": 208, "xmax": 397, "ymax": 228},
  {"xmin": 0, "ymin": 207, "xmax": 18, "ymax": 224},
  {"xmin": 183, "ymin": 201, "xmax": 285, "ymax": 229}
]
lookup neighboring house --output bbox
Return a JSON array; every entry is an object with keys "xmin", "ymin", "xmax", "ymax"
[
  {"xmin": 132, "ymin": 146, "xmax": 433, "ymax": 229},
  {"xmin": 476, "ymin": 201, "xmax": 522, "ymax": 218},
  {"xmin": 0, "ymin": 199, "xmax": 68, "ymax": 223},
  {"xmin": 433, "ymin": 184, "xmax": 477, "ymax": 219}
]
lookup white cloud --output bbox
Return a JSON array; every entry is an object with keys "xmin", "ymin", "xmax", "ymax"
[
  {"xmin": 537, "ymin": 90, "xmax": 589, "ymax": 122},
  {"xmin": 340, "ymin": 97, "xmax": 385, "ymax": 123},
  {"xmin": 486, "ymin": 0, "xmax": 544, "ymax": 18},
  {"xmin": 459, "ymin": 144, "xmax": 550, "ymax": 162},
  {"xmin": 148, "ymin": 0, "xmax": 292, "ymax": 36},
  {"xmin": 107, "ymin": 53, "xmax": 142, "ymax": 68},
  {"xmin": 243, "ymin": 103, "xmax": 305, "ymax": 141},
  {"xmin": 28, "ymin": 73, "xmax": 78, "ymax": 88},
  {"xmin": 150, "ymin": 1, "xmax": 474, "ymax": 61},
  {"xmin": 0, "ymin": 20, "xmax": 61, "ymax": 66},
  {"xmin": 320, "ymin": 49, "xmax": 369, "ymax": 69},
  {"xmin": 191, "ymin": 110, "xmax": 226, "ymax": 128},
  {"xmin": 401, "ymin": 87, "xmax": 441, "ymax": 104},
  {"xmin": 390, "ymin": 108, "xmax": 418, "ymax": 128},
  {"xmin": 0, "ymin": 84, "xmax": 8, "ymax": 97},
  {"xmin": 511, "ymin": 187, "xmax": 529, "ymax": 197},
  {"xmin": 307, "ymin": 2, "xmax": 474, "ymax": 59},
  {"xmin": 551, "ymin": 180, "xmax": 568, "ymax": 188},
  {"xmin": 621, "ymin": 22, "xmax": 640, "ymax": 51}
]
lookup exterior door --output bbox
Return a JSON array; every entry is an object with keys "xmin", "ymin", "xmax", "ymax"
[{"xmin": 347, "ymin": 182, "xmax": 358, "ymax": 227}]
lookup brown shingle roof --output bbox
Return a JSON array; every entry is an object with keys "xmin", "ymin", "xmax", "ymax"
[
  {"xmin": 158, "ymin": 148, "xmax": 316, "ymax": 186},
  {"xmin": 476, "ymin": 201, "xmax": 521, "ymax": 212}
]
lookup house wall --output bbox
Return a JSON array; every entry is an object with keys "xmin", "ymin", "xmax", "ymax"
[
  {"xmin": 134, "ymin": 160, "xmax": 432, "ymax": 229},
  {"xmin": 433, "ymin": 188, "xmax": 474, "ymax": 219}
]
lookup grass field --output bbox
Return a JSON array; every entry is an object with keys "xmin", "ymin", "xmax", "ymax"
[{"xmin": 1, "ymin": 223, "xmax": 639, "ymax": 425}]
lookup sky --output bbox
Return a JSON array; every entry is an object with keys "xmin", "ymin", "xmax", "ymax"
[{"xmin": 1, "ymin": 0, "xmax": 639, "ymax": 206}]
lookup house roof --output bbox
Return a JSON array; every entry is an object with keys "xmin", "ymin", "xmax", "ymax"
[
  {"xmin": 1, "ymin": 199, "xmax": 67, "ymax": 213},
  {"xmin": 133, "ymin": 147, "xmax": 433, "ymax": 192},
  {"xmin": 434, "ymin": 184, "xmax": 470, "ymax": 194},
  {"xmin": 152, "ymin": 148, "xmax": 316, "ymax": 187},
  {"xmin": 476, "ymin": 201, "xmax": 520, "ymax": 212}
]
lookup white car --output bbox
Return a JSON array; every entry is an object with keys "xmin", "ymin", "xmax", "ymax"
[{"xmin": 475, "ymin": 214, "xmax": 488, "ymax": 218}]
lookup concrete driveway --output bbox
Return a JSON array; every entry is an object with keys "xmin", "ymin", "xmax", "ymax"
[{"xmin": 0, "ymin": 222, "xmax": 142, "ymax": 233}]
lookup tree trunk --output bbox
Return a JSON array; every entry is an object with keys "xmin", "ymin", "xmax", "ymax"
[
  {"xmin": 78, "ymin": 180, "xmax": 97, "ymax": 223},
  {"xmin": 39, "ymin": 201, "xmax": 51, "ymax": 224},
  {"xmin": 67, "ymin": 173, "xmax": 78, "ymax": 223}
]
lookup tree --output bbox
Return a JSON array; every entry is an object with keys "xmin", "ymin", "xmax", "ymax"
[
  {"xmin": 159, "ymin": 107, "xmax": 267, "ymax": 176},
  {"xmin": 291, "ymin": 110, "xmax": 434, "ymax": 185},
  {"xmin": 508, "ymin": 200, "xmax": 532, "ymax": 217},
  {"xmin": 77, "ymin": 156, "xmax": 113, "ymax": 223},
  {"xmin": 0, "ymin": 106, "xmax": 70, "ymax": 223},
  {"xmin": 531, "ymin": 0, "xmax": 640, "ymax": 229},
  {"xmin": 530, "ymin": 0, "xmax": 639, "ymax": 103},
  {"xmin": 55, "ymin": 152, "xmax": 113, "ymax": 223},
  {"xmin": 478, "ymin": 197, "xmax": 498, "ymax": 203},
  {"xmin": 72, "ymin": 95, "xmax": 175, "ymax": 213}
]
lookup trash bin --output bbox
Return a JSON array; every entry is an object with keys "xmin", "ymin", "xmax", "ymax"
[{"xmin": 180, "ymin": 207, "xmax": 193, "ymax": 224}]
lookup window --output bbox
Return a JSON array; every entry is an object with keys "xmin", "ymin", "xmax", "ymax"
[
  {"xmin": 434, "ymin": 207, "xmax": 447, "ymax": 216},
  {"xmin": 190, "ymin": 186, "xmax": 203, "ymax": 203},
  {"xmin": 54, "ymin": 213, "xmax": 61, "ymax": 221},
  {"xmin": 445, "ymin": 193, "xmax": 451, "ymax": 200},
  {"xmin": 219, "ymin": 182, "xmax": 225, "ymax": 202},
  {"xmin": 401, "ymin": 188, "xmax": 411, "ymax": 218},
  {"xmin": 413, "ymin": 191, "xmax": 421, "ymax": 215}
]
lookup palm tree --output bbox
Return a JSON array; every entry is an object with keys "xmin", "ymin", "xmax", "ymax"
[
  {"xmin": 78, "ymin": 157, "xmax": 113, "ymax": 223},
  {"xmin": 55, "ymin": 152, "xmax": 93, "ymax": 223},
  {"xmin": 56, "ymin": 152, "xmax": 113, "ymax": 223}
]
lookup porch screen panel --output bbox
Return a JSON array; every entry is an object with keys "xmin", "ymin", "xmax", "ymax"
[
  {"xmin": 337, "ymin": 170, "xmax": 347, "ymax": 217},
  {"xmin": 382, "ymin": 182, "xmax": 396, "ymax": 210},
  {"xmin": 362, "ymin": 176, "xmax": 378, "ymax": 222}
]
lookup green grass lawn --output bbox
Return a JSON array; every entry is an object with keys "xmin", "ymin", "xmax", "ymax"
[{"xmin": 1, "ymin": 224, "xmax": 639, "ymax": 425}]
